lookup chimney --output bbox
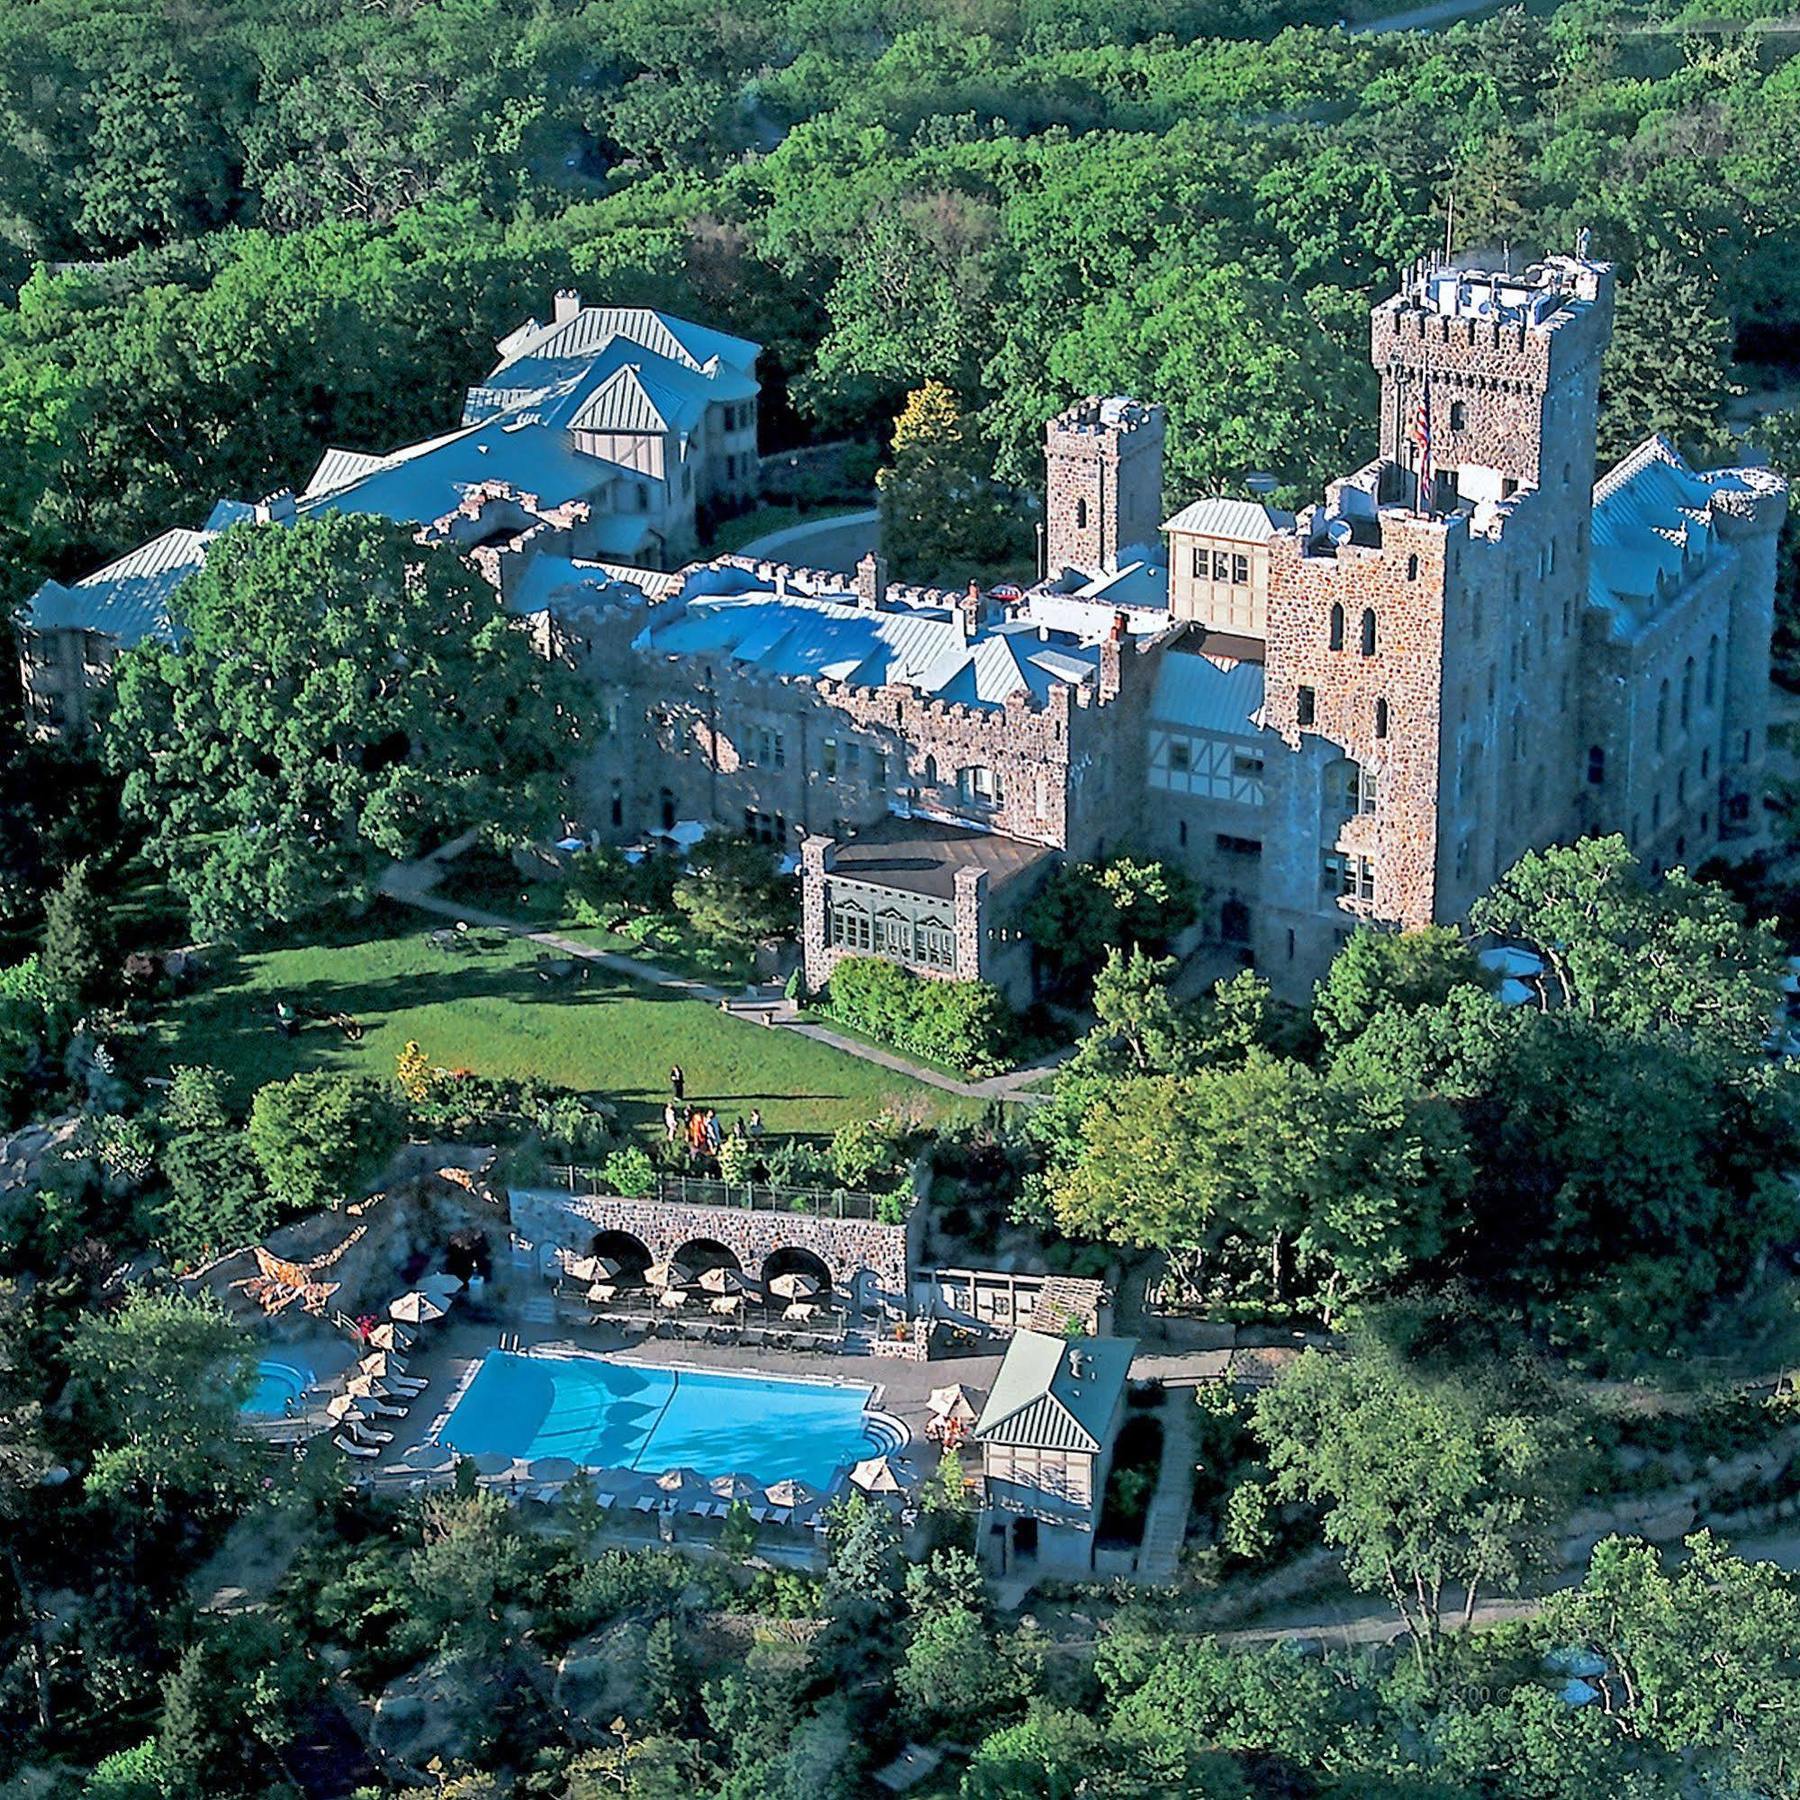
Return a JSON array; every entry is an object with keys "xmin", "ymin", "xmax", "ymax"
[
  {"xmin": 253, "ymin": 489, "xmax": 296, "ymax": 526},
  {"xmin": 1099, "ymin": 633, "xmax": 1122, "ymax": 702},
  {"xmin": 553, "ymin": 288, "xmax": 581, "ymax": 324},
  {"xmin": 958, "ymin": 580, "xmax": 983, "ymax": 641},
  {"xmin": 853, "ymin": 551, "xmax": 888, "ymax": 610},
  {"xmin": 1110, "ymin": 609, "xmax": 1129, "ymax": 642}
]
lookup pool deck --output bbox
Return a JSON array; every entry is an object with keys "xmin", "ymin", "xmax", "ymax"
[{"xmin": 320, "ymin": 1299, "xmax": 1003, "ymax": 1520}]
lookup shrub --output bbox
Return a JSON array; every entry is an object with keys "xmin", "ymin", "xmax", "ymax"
[
  {"xmin": 602, "ymin": 1144, "xmax": 657, "ymax": 1199},
  {"xmin": 246, "ymin": 1072, "xmax": 404, "ymax": 1214},
  {"xmin": 829, "ymin": 1110, "xmax": 913, "ymax": 1190},
  {"xmin": 824, "ymin": 957, "xmax": 1014, "ymax": 1076}
]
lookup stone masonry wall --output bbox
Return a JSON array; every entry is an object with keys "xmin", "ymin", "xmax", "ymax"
[
  {"xmin": 508, "ymin": 1187, "xmax": 912, "ymax": 1316},
  {"xmin": 1044, "ymin": 398, "xmax": 1166, "ymax": 574}
]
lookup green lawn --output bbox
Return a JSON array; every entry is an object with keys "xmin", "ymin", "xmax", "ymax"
[{"xmin": 142, "ymin": 917, "xmax": 941, "ymax": 1136}]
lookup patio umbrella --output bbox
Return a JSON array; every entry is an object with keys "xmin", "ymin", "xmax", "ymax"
[
  {"xmin": 927, "ymin": 1384, "xmax": 979, "ymax": 1426},
  {"xmin": 655, "ymin": 1466, "xmax": 704, "ymax": 1497},
  {"xmin": 697, "ymin": 1266, "xmax": 749, "ymax": 1296},
  {"xmin": 709, "ymin": 1294, "xmax": 742, "ymax": 1315},
  {"xmin": 359, "ymin": 1352, "xmax": 410, "ymax": 1381},
  {"xmin": 390, "ymin": 1291, "xmax": 445, "ymax": 1325},
  {"xmin": 326, "ymin": 1393, "xmax": 375, "ymax": 1422},
  {"xmin": 768, "ymin": 1271, "xmax": 820, "ymax": 1301},
  {"xmin": 419, "ymin": 1272, "xmax": 463, "ymax": 1304},
  {"xmin": 711, "ymin": 1472, "xmax": 760, "ymax": 1501},
  {"xmin": 659, "ymin": 1286, "xmax": 689, "ymax": 1310},
  {"xmin": 467, "ymin": 1451, "xmax": 515, "ymax": 1478},
  {"xmin": 393, "ymin": 1443, "xmax": 455, "ymax": 1474},
  {"xmin": 345, "ymin": 1373, "xmax": 403, "ymax": 1400},
  {"xmin": 367, "ymin": 1322, "xmax": 414, "ymax": 1352},
  {"xmin": 850, "ymin": 1456, "xmax": 902, "ymax": 1495},
  {"xmin": 586, "ymin": 1283, "xmax": 618, "ymax": 1304},
  {"xmin": 526, "ymin": 1456, "xmax": 580, "ymax": 1484},
  {"xmin": 763, "ymin": 1478, "xmax": 820, "ymax": 1512},
  {"xmin": 644, "ymin": 1260, "xmax": 692, "ymax": 1290},
  {"xmin": 563, "ymin": 1254, "xmax": 603, "ymax": 1283}
]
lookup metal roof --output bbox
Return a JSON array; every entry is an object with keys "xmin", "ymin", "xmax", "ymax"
[
  {"xmin": 22, "ymin": 525, "xmax": 213, "ymax": 646},
  {"xmin": 973, "ymin": 1330, "xmax": 1136, "ymax": 1453},
  {"xmin": 1163, "ymin": 497, "xmax": 1294, "ymax": 541},
  {"xmin": 1150, "ymin": 646, "xmax": 1266, "ymax": 736},
  {"xmin": 489, "ymin": 305, "xmax": 760, "ymax": 382},
  {"xmin": 1588, "ymin": 436, "xmax": 1722, "ymax": 642},
  {"xmin": 825, "ymin": 815, "xmax": 1056, "ymax": 899}
]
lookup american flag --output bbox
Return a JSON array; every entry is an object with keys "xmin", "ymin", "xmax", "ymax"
[{"xmin": 1413, "ymin": 384, "xmax": 1432, "ymax": 515}]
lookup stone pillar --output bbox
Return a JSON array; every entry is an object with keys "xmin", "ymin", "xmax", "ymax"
[
  {"xmin": 801, "ymin": 834, "xmax": 836, "ymax": 995},
  {"xmin": 854, "ymin": 552, "xmax": 889, "ymax": 610},
  {"xmin": 952, "ymin": 865, "xmax": 989, "ymax": 983}
]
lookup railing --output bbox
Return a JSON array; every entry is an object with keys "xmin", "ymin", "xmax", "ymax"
[{"xmin": 541, "ymin": 1164, "xmax": 907, "ymax": 1223}]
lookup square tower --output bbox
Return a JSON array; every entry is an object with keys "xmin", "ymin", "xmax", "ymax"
[
  {"xmin": 1044, "ymin": 397, "xmax": 1166, "ymax": 576},
  {"xmin": 1256, "ymin": 252, "xmax": 1615, "ymax": 996}
]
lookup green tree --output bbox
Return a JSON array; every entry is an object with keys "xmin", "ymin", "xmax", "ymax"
[
  {"xmin": 65, "ymin": 1289, "xmax": 254, "ymax": 1510},
  {"xmin": 1313, "ymin": 925, "xmax": 1485, "ymax": 1053},
  {"xmin": 875, "ymin": 381, "xmax": 1027, "ymax": 585},
  {"xmin": 671, "ymin": 832, "xmax": 796, "ymax": 950},
  {"xmin": 1598, "ymin": 250, "xmax": 1741, "ymax": 467},
  {"xmin": 156, "ymin": 1065, "xmax": 269, "ymax": 1265},
  {"xmin": 245, "ymin": 1072, "xmax": 403, "ymax": 1215},
  {"xmin": 1253, "ymin": 1341, "xmax": 1573, "ymax": 1664},
  {"xmin": 105, "ymin": 515, "xmax": 586, "ymax": 937},
  {"xmin": 1022, "ymin": 858, "xmax": 1199, "ymax": 1000},
  {"xmin": 38, "ymin": 855, "xmax": 114, "ymax": 1007},
  {"xmin": 897, "ymin": 1602, "xmax": 1026, "ymax": 1734}
]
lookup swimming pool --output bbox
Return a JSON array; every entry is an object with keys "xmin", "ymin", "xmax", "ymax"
[
  {"xmin": 243, "ymin": 1358, "xmax": 313, "ymax": 1416},
  {"xmin": 440, "ymin": 1351, "xmax": 885, "ymax": 1489}
]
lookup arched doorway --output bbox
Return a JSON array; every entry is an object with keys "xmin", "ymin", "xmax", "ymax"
[
  {"xmin": 671, "ymin": 1238, "xmax": 740, "ymax": 1279},
  {"xmin": 762, "ymin": 1245, "xmax": 834, "ymax": 1305},
  {"xmin": 590, "ymin": 1229, "xmax": 653, "ymax": 1285}
]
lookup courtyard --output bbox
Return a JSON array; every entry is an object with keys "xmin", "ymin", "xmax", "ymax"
[{"xmin": 144, "ymin": 911, "xmax": 944, "ymax": 1135}]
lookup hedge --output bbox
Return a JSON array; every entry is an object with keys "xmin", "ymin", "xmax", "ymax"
[{"xmin": 822, "ymin": 957, "xmax": 1013, "ymax": 1077}]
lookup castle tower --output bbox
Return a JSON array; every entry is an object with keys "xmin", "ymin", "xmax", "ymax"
[
  {"xmin": 1044, "ymin": 397, "xmax": 1166, "ymax": 575},
  {"xmin": 1255, "ymin": 251, "xmax": 1616, "ymax": 995}
]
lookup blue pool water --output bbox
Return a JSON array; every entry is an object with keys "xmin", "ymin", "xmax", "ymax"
[
  {"xmin": 243, "ymin": 1358, "xmax": 312, "ymax": 1416},
  {"xmin": 441, "ymin": 1351, "xmax": 882, "ymax": 1488}
]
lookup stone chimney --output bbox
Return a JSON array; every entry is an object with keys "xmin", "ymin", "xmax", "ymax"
[
  {"xmin": 253, "ymin": 489, "xmax": 297, "ymax": 526},
  {"xmin": 1099, "ymin": 633, "xmax": 1122, "ymax": 702},
  {"xmin": 958, "ymin": 580, "xmax": 983, "ymax": 641},
  {"xmin": 853, "ymin": 551, "xmax": 888, "ymax": 610},
  {"xmin": 553, "ymin": 289, "xmax": 582, "ymax": 324}
]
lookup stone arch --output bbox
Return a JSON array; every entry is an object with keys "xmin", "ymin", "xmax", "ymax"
[
  {"xmin": 590, "ymin": 1229, "xmax": 653, "ymax": 1282},
  {"xmin": 762, "ymin": 1244, "xmax": 834, "ymax": 1298},
  {"xmin": 672, "ymin": 1237, "xmax": 740, "ymax": 1277}
]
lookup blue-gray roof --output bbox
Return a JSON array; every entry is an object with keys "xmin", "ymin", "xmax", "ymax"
[
  {"xmin": 1589, "ymin": 437, "xmax": 1722, "ymax": 640},
  {"xmin": 22, "ymin": 525, "xmax": 213, "ymax": 647},
  {"xmin": 637, "ymin": 571, "xmax": 1103, "ymax": 708},
  {"xmin": 1150, "ymin": 646, "xmax": 1265, "ymax": 736},
  {"xmin": 974, "ymin": 1330, "xmax": 1136, "ymax": 1453}
]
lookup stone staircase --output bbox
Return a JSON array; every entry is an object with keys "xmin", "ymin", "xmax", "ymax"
[{"xmin": 1137, "ymin": 1386, "xmax": 1199, "ymax": 1583}]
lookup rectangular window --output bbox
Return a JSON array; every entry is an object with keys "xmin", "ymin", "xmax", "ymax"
[
  {"xmin": 1168, "ymin": 738, "xmax": 1191, "ymax": 775},
  {"xmin": 1297, "ymin": 686, "xmax": 1316, "ymax": 727},
  {"xmin": 1231, "ymin": 752, "xmax": 1265, "ymax": 780},
  {"xmin": 958, "ymin": 766, "xmax": 1002, "ymax": 807},
  {"xmin": 872, "ymin": 751, "xmax": 888, "ymax": 790},
  {"xmin": 1212, "ymin": 551, "xmax": 1230, "ymax": 582},
  {"xmin": 1216, "ymin": 834, "xmax": 1262, "ymax": 857},
  {"xmin": 829, "ymin": 902, "xmax": 872, "ymax": 951},
  {"xmin": 844, "ymin": 742, "xmax": 862, "ymax": 778},
  {"xmin": 821, "ymin": 739, "xmax": 838, "ymax": 781},
  {"xmin": 1192, "ymin": 547, "xmax": 1205, "ymax": 579},
  {"xmin": 1323, "ymin": 853, "xmax": 1375, "ymax": 901},
  {"xmin": 1232, "ymin": 553, "xmax": 1249, "ymax": 585}
]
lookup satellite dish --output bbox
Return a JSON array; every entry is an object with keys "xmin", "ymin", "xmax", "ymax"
[{"xmin": 1325, "ymin": 518, "xmax": 1355, "ymax": 547}]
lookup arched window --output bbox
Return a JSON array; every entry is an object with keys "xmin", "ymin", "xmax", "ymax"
[
  {"xmin": 1705, "ymin": 635, "xmax": 1719, "ymax": 706},
  {"xmin": 1360, "ymin": 609, "xmax": 1377, "ymax": 657},
  {"xmin": 1075, "ymin": 497, "xmax": 1088, "ymax": 532},
  {"xmin": 1328, "ymin": 602, "xmax": 1345, "ymax": 651},
  {"xmin": 923, "ymin": 755, "xmax": 938, "ymax": 786},
  {"xmin": 1587, "ymin": 745, "xmax": 1605, "ymax": 785},
  {"xmin": 1406, "ymin": 554, "xmax": 1419, "ymax": 582},
  {"xmin": 1656, "ymin": 679, "xmax": 1669, "ymax": 751},
  {"xmin": 1374, "ymin": 697, "xmax": 1389, "ymax": 739}
]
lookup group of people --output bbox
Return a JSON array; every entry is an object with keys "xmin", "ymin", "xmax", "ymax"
[{"xmin": 663, "ymin": 1067, "xmax": 763, "ymax": 1155}]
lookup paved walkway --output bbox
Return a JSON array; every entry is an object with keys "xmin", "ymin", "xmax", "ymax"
[{"xmin": 378, "ymin": 840, "xmax": 1064, "ymax": 1104}]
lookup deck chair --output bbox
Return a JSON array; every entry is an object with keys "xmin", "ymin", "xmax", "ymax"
[{"xmin": 334, "ymin": 1434, "xmax": 380, "ymax": 1459}]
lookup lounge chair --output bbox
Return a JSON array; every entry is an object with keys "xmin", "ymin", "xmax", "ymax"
[
  {"xmin": 633, "ymin": 1495, "xmax": 657, "ymax": 1513},
  {"xmin": 688, "ymin": 1499, "xmax": 711, "ymax": 1517},
  {"xmin": 348, "ymin": 1422, "xmax": 394, "ymax": 1445},
  {"xmin": 334, "ymin": 1434, "xmax": 381, "ymax": 1459},
  {"xmin": 596, "ymin": 1492, "xmax": 617, "ymax": 1510},
  {"xmin": 358, "ymin": 1395, "xmax": 408, "ymax": 1418}
]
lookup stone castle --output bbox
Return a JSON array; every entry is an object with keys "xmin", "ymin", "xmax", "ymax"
[{"xmin": 17, "ymin": 253, "xmax": 1786, "ymax": 1000}]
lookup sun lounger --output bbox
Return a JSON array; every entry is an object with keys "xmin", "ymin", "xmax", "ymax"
[
  {"xmin": 334, "ymin": 1434, "xmax": 380, "ymax": 1458},
  {"xmin": 597, "ymin": 1492, "xmax": 616, "ymax": 1510},
  {"xmin": 748, "ymin": 1505, "xmax": 768, "ymax": 1523},
  {"xmin": 347, "ymin": 1422, "xmax": 394, "ymax": 1445},
  {"xmin": 767, "ymin": 1506, "xmax": 792, "ymax": 1526},
  {"xmin": 688, "ymin": 1499, "xmax": 711, "ymax": 1517},
  {"xmin": 633, "ymin": 1494, "xmax": 657, "ymax": 1513}
]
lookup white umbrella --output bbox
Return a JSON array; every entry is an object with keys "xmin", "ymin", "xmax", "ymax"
[
  {"xmin": 656, "ymin": 1466, "xmax": 704, "ymax": 1494},
  {"xmin": 419, "ymin": 1273, "xmax": 463, "ymax": 1304},
  {"xmin": 526, "ymin": 1456, "xmax": 580, "ymax": 1484},
  {"xmin": 710, "ymin": 1294, "xmax": 742, "ymax": 1315},
  {"xmin": 466, "ymin": 1451, "xmax": 515, "ymax": 1477},
  {"xmin": 850, "ymin": 1456, "xmax": 902, "ymax": 1495},
  {"xmin": 389, "ymin": 1292, "xmax": 445, "ymax": 1325},
  {"xmin": 711, "ymin": 1472, "xmax": 760, "ymax": 1501},
  {"xmin": 393, "ymin": 1443, "xmax": 455, "ymax": 1474},
  {"xmin": 927, "ymin": 1384, "xmax": 979, "ymax": 1425},
  {"xmin": 645, "ymin": 1260, "xmax": 692, "ymax": 1290},
  {"xmin": 768, "ymin": 1271, "xmax": 820, "ymax": 1301},
  {"xmin": 763, "ymin": 1478, "xmax": 819, "ymax": 1511},
  {"xmin": 563, "ymin": 1254, "xmax": 603, "ymax": 1283},
  {"xmin": 697, "ymin": 1266, "xmax": 749, "ymax": 1296},
  {"xmin": 659, "ymin": 1287, "xmax": 688, "ymax": 1310},
  {"xmin": 326, "ymin": 1393, "xmax": 375, "ymax": 1422},
  {"xmin": 367, "ymin": 1322, "xmax": 414, "ymax": 1352},
  {"xmin": 345, "ymin": 1374, "xmax": 404, "ymax": 1401},
  {"xmin": 359, "ymin": 1352, "xmax": 410, "ymax": 1381}
]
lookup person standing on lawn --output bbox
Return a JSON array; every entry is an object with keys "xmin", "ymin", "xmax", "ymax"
[{"xmin": 669, "ymin": 1064, "xmax": 685, "ymax": 1102}]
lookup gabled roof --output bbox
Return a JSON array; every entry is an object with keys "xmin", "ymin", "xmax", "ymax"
[
  {"xmin": 490, "ymin": 305, "xmax": 759, "ymax": 382},
  {"xmin": 1163, "ymin": 497, "xmax": 1294, "ymax": 541},
  {"xmin": 973, "ymin": 1330, "xmax": 1136, "ymax": 1454},
  {"xmin": 23, "ymin": 525, "xmax": 213, "ymax": 646}
]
